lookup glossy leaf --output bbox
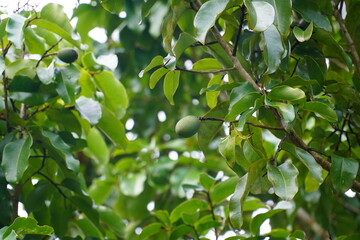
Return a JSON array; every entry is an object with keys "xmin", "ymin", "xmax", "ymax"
[
  {"xmin": 293, "ymin": 22, "xmax": 313, "ymax": 42},
  {"xmin": 97, "ymin": 106, "xmax": 128, "ymax": 148},
  {"xmin": 192, "ymin": 58, "xmax": 222, "ymax": 71},
  {"xmin": 246, "ymin": 0, "xmax": 275, "ymax": 32},
  {"xmin": 209, "ymin": 176, "xmax": 239, "ymax": 204},
  {"xmin": 194, "ymin": 0, "xmax": 229, "ymax": 44},
  {"xmin": 4, "ymin": 217, "xmax": 53, "ymax": 236},
  {"xmin": 267, "ymin": 162, "xmax": 299, "ymax": 200},
  {"xmin": 281, "ymin": 142, "xmax": 323, "ymax": 183},
  {"xmin": 55, "ymin": 65, "xmax": 80, "ymax": 105},
  {"xmin": 331, "ymin": 154, "xmax": 359, "ymax": 192},
  {"xmin": 268, "ymin": 85, "xmax": 306, "ymax": 102},
  {"xmin": 86, "ymin": 127, "xmax": 109, "ymax": 164},
  {"xmin": 1, "ymin": 136, "xmax": 32, "ymax": 184},
  {"xmin": 206, "ymin": 75, "xmax": 222, "ymax": 108},
  {"xmin": 36, "ymin": 62, "xmax": 55, "ymax": 85},
  {"xmin": 302, "ymin": 101, "xmax": 338, "ymax": 122},
  {"xmin": 264, "ymin": 0, "xmax": 292, "ymax": 36},
  {"xmin": 99, "ymin": 0, "xmax": 124, "ymax": 14},
  {"xmin": 75, "ymin": 96, "xmax": 102, "ymax": 125},
  {"xmin": 173, "ymin": 32, "xmax": 197, "ymax": 58},
  {"xmin": 139, "ymin": 223, "xmax": 163, "ymax": 240},
  {"xmin": 263, "ymin": 24, "xmax": 284, "ymax": 73},
  {"xmin": 149, "ymin": 67, "xmax": 169, "ymax": 89},
  {"xmin": 6, "ymin": 14, "xmax": 27, "ymax": 49},
  {"xmin": 170, "ymin": 198, "xmax": 209, "ymax": 223},
  {"xmin": 139, "ymin": 55, "xmax": 164, "ymax": 77},
  {"xmin": 163, "ymin": 70, "xmax": 180, "ymax": 105},
  {"xmin": 94, "ymin": 70, "xmax": 129, "ymax": 115}
]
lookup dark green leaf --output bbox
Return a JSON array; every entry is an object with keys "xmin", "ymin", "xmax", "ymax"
[
  {"xmin": 5, "ymin": 217, "xmax": 53, "ymax": 236},
  {"xmin": 330, "ymin": 154, "xmax": 359, "ymax": 192},
  {"xmin": 55, "ymin": 65, "xmax": 80, "ymax": 105},
  {"xmin": 302, "ymin": 101, "xmax": 338, "ymax": 122}
]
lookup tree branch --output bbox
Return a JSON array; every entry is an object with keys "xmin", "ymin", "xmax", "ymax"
[
  {"xmin": 330, "ymin": 0, "xmax": 360, "ymax": 80},
  {"xmin": 175, "ymin": 66, "xmax": 236, "ymax": 74}
]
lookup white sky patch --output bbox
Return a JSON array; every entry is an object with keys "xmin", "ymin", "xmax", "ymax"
[
  {"xmin": 146, "ymin": 201, "xmax": 155, "ymax": 211},
  {"xmin": 168, "ymin": 151, "xmax": 178, "ymax": 161},
  {"xmin": 119, "ymin": 10, "xmax": 127, "ymax": 18},
  {"xmin": 18, "ymin": 202, "xmax": 28, "ymax": 217},
  {"xmin": 125, "ymin": 118, "xmax": 135, "ymax": 130},
  {"xmin": 88, "ymin": 27, "xmax": 108, "ymax": 43},
  {"xmin": 157, "ymin": 111, "xmax": 166, "ymax": 122},
  {"xmin": 345, "ymin": 189, "xmax": 356, "ymax": 198},
  {"xmin": 252, "ymin": 208, "xmax": 271, "ymax": 235}
]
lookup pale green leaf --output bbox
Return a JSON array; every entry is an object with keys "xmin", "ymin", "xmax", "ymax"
[
  {"xmin": 120, "ymin": 170, "xmax": 147, "ymax": 196},
  {"xmin": 139, "ymin": 55, "xmax": 163, "ymax": 78},
  {"xmin": 6, "ymin": 14, "xmax": 27, "ymax": 49},
  {"xmin": 5, "ymin": 217, "xmax": 53, "ymax": 236},
  {"xmin": 192, "ymin": 58, "xmax": 222, "ymax": 72},
  {"xmin": 206, "ymin": 75, "xmax": 222, "ymax": 108},
  {"xmin": 75, "ymin": 96, "xmax": 102, "ymax": 125},
  {"xmin": 263, "ymin": 24, "xmax": 284, "ymax": 73},
  {"xmin": 149, "ymin": 67, "xmax": 169, "ymax": 89},
  {"xmin": 246, "ymin": 0, "xmax": 275, "ymax": 32},
  {"xmin": 170, "ymin": 198, "xmax": 209, "ymax": 223},
  {"xmin": 139, "ymin": 223, "xmax": 163, "ymax": 240},
  {"xmin": 264, "ymin": 0, "xmax": 292, "ymax": 36},
  {"xmin": 163, "ymin": 70, "xmax": 180, "ymax": 105},
  {"xmin": 331, "ymin": 154, "xmax": 359, "ymax": 192},
  {"xmin": 267, "ymin": 162, "xmax": 299, "ymax": 200},
  {"xmin": 293, "ymin": 22, "xmax": 313, "ymax": 42},
  {"xmin": 194, "ymin": 0, "xmax": 230, "ymax": 44},
  {"xmin": 268, "ymin": 85, "xmax": 306, "ymax": 101},
  {"xmin": 1, "ymin": 136, "xmax": 33, "ymax": 184},
  {"xmin": 173, "ymin": 32, "xmax": 197, "ymax": 58}
]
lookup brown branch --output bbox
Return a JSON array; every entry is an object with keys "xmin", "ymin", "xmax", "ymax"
[
  {"xmin": 36, "ymin": 37, "xmax": 63, "ymax": 67},
  {"xmin": 330, "ymin": 0, "xmax": 360, "ymax": 80},
  {"xmin": 296, "ymin": 208, "xmax": 330, "ymax": 239}
]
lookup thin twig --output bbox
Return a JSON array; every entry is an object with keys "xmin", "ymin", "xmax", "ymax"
[
  {"xmin": 190, "ymin": 41, "xmax": 218, "ymax": 47},
  {"xmin": 35, "ymin": 38, "xmax": 63, "ymax": 67},
  {"xmin": 232, "ymin": 5, "xmax": 246, "ymax": 56},
  {"xmin": 330, "ymin": 0, "xmax": 360, "ymax": 80}
]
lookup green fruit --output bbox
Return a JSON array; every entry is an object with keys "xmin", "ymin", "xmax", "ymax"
[
  {"xmin": 175, "ymin": 116, "xmax": 200, "ymax": 138},
  {"xmin": 57, "ymin": 48, "xmax": 78, "ymax": 63}
]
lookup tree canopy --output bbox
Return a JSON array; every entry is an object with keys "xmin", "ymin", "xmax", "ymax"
[{"xmin": 1, "ymin": 0, "xmax": 360, "ymax": 239}]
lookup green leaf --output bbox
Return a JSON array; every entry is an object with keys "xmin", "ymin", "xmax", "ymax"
[
  {"xmin": 194, "ymin": 0, "xmax": 230, "ymax": 44},
  {"xmin": 237, "ymin": 96, "xmax": 264, "ymax": 130},
  {"xmin": 265, "ymin": 98, "xmax": 295, "ymax": 125},
  {"xmin": 264, "ymin": 0, "xmax": 292, "ymax": 36},
  {"xmin": 86, "ymin": 127, "xmax": 109, "ymax": 164},
  {"xmin": 55, "ymin": 65, "xmax": 80, "ymax": 105},
  {"xmin": 170, "ymin": 198, "xmax": 209, "ymax": 223},
  {"xmin": 206, "ymin": 75, "xmax": 223, "ymax": 108},
  {"xmin": 0, "ymin": 55, "xmax": 5, "ymax": 75},
  {"xmin": 139, "ymin": 223, "xmax": 163, "ymax": 240},
  {"xmin": 139, "ymin": 55, "xmax": 164, "ymax": 78},
  {"xmin": 163, "ymin": 70, "xmax": 180, "ymax": 105},
  {"xmin": 199, "ymin": 173, "xmax": 216, "ymax": 191},
  {"xmin": 6, "ymin": 14, "xmax": 27, "ymax": 49},
  {"xmin": 97, "ymin": 106, "xmax": 128, "ymax": 148},
  {"xmin": 293, "ymin": 22, "xmax": 313, "ymax": 42},
  {"xmin": 210, "ymin": 176, "xmax": 239, "ymax": 204},
  {"xmin": 149, "ymin": 67, "xmax": 169, "ymax": 89},
  {"xmin": 263, "ymin": 24, "xmax": 284, "ymax": 73},
  {"xmin": 192, "ymin": 58, "xmax": 222, "ymax": 71},
  {"xmin": 173, "ymin": 32, "xmax": 197, "ymax": 58},
  {"xmin": 30, "ymin": 19, "xmax": 80, "ymax": 48},
  {"xmin": 250, "ymin": 207, "xmax": 287, "ymax": 235},
  {"xmin": 267, "ymin": 162, "xmax": 299, "ymax": 200},
  {"xmin": 293, "ymin": 0, "xmax": 331, "ymax": 31},
  {"xmin": 93, "ymin": 70, "xmax": 129, "ymax": 115},
  {"xmin": 36, "ymin": 62, "xmax": 55, "ymax": 85},
  {"xmin": 268, "ymin": 85, "xmax": 305, "ymax": 101},
  {"xmin": 75, "ymin": 96, "xmax": 102, "ymax": 125},
  {"xmin": 99, "ymin": 0, "xmax": 124, "ymax": 14},
  {"xmin": 245, "ymin": 0, "xmax": 275, "ymax": 32},
  {"xmin": 281, "ymin": 142, "xmax": 323, "ymax": 183},
  {"xmin": 5, "ymin": 217, "xmax": 53, "ymax": 236},
  {"xmin": 302, "ymin": 101, "xmax": 338, "ymax": 122},
  {"xmin": 1, "ymin": 136, "xmax": 32, "ymax": 184},
  {"xmin": 230, "ymin": 160, "xmax": 266, "ymax": 229},
  {"xmin": 120, "ymin": 170, "xmax": 147, "ymax": 196},
  {"xmin": 331, "ymin": 154, "xmax": 359, "ymax": 192},
  {"xmin": 24, "ymin": 28, "xmax": 47, "ymax": 54},
  {"xmin": 98, "ymin": 206, "xmax": 125, "ymax": 237}
]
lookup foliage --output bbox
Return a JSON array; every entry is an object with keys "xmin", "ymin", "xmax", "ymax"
[{"xmin": 1, "ymin": 0, "xmax": 360, "ymax": 239}]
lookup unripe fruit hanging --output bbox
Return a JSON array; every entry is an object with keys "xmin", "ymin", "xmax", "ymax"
[
  {"xmin": 175, "ymin": 116, "xmax": 200, "ymax": 138},
  {"xmin": 57, "ymin": 48, "xmax": 78, "ymax": 63}
]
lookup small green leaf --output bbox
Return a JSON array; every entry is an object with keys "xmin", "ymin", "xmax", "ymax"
[
  {"xmin": 268, "ymin": 85, "xmax": 306, "ymax": 101},
  {"xmin": 194, "ymin": 0, "xmax": 230, "ymax": 44},
  {"xmin": 36, "ymin": 62, "xmax": 55, "ymax": 85},
  {"xmin": 250, "ymin": 208, "xmax": 286, "ymax": 235},
  {"xmin": 139, "ymin": 223, "xmax": 163, "ymax": 240},
  {"xmin": 6, "ymin": 14, "xmax": 27, "ymax": 49},
  {"xmin": 1, "ymin": 136, "xmax": 33, "ymax": 184},
  {"xmin": 75, "ymin": 96, "xmax": 102, "ymax": 125},
  {"xmin": 149, "ymin": 67, "xmax": 169, "ymax": 89},
  {"xmin": 120, "ymin": 170, "xmax": 147, "ymax": 196},
  {"xmin": 86, "ymin": 127, "xmax": 109, "ymax": 164},
  {"xmin": 163, "ymin": 70, "xmax": 180, "ymax": 105},
  {"xmin": 5, "ymin": 217, "xmax": 54, "ymax": 236},
  {"xmin": 281, "ymin": 142, "xmax": 323, "ymax": 184},
  {"xmin": 173, "ymin": 32, "xmax": 197, "ymax": 58},
  {"xmin": 293, "ymin": 22, "xmax": 313, "ymax": 42},
  {"xmin": 263, "ymin": 24, "xmax": 284, "ymax": 73},
  {"xmin": 245, "ymin": 0, "xmax": 275, "ymax": 32},
  {"xmin": 55, "ymin": 65, "xmax": 80, "ymax": 105},
  {"xmin": 267, "ymin": 162, "xmax": 299, "ymax": 200},
  {"xmin": 192, "ymin": 58, "xmax": 222, "ymax": 72},
  {"xmin": 97, "ymin": 106, "xmax": 128, "ymax": 148},
  {"xmin": 206, "ymin": 75, "xmax": 222, "ymax": 108},
  {"xmin": 99, "ymin": 0, "xmax": 124, "ymax": 14},
  {"xmin": 209, "ymin": 176, "xmax": 238, "ymax": 204},
  {"xmin": 331, "ymin": 154, "xmax": 359, "ymax": 192},
  {"xmin": 93, "ymin": 70, "xmax": 129, "ymax": 115},
  {"xmin": 302, "ymin": 101, "xmax": 338, "ymax": 122},
  {"xmin": 139, "ymin": 55, "xmax": 164, "ymax": 77},
  {"xmin": 170, "ymin": 198, "xmax": 209, "ymax": 223},
  {"xmin": 264, "ymin": 0, "xmax": 292, "ymax": 37}
]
